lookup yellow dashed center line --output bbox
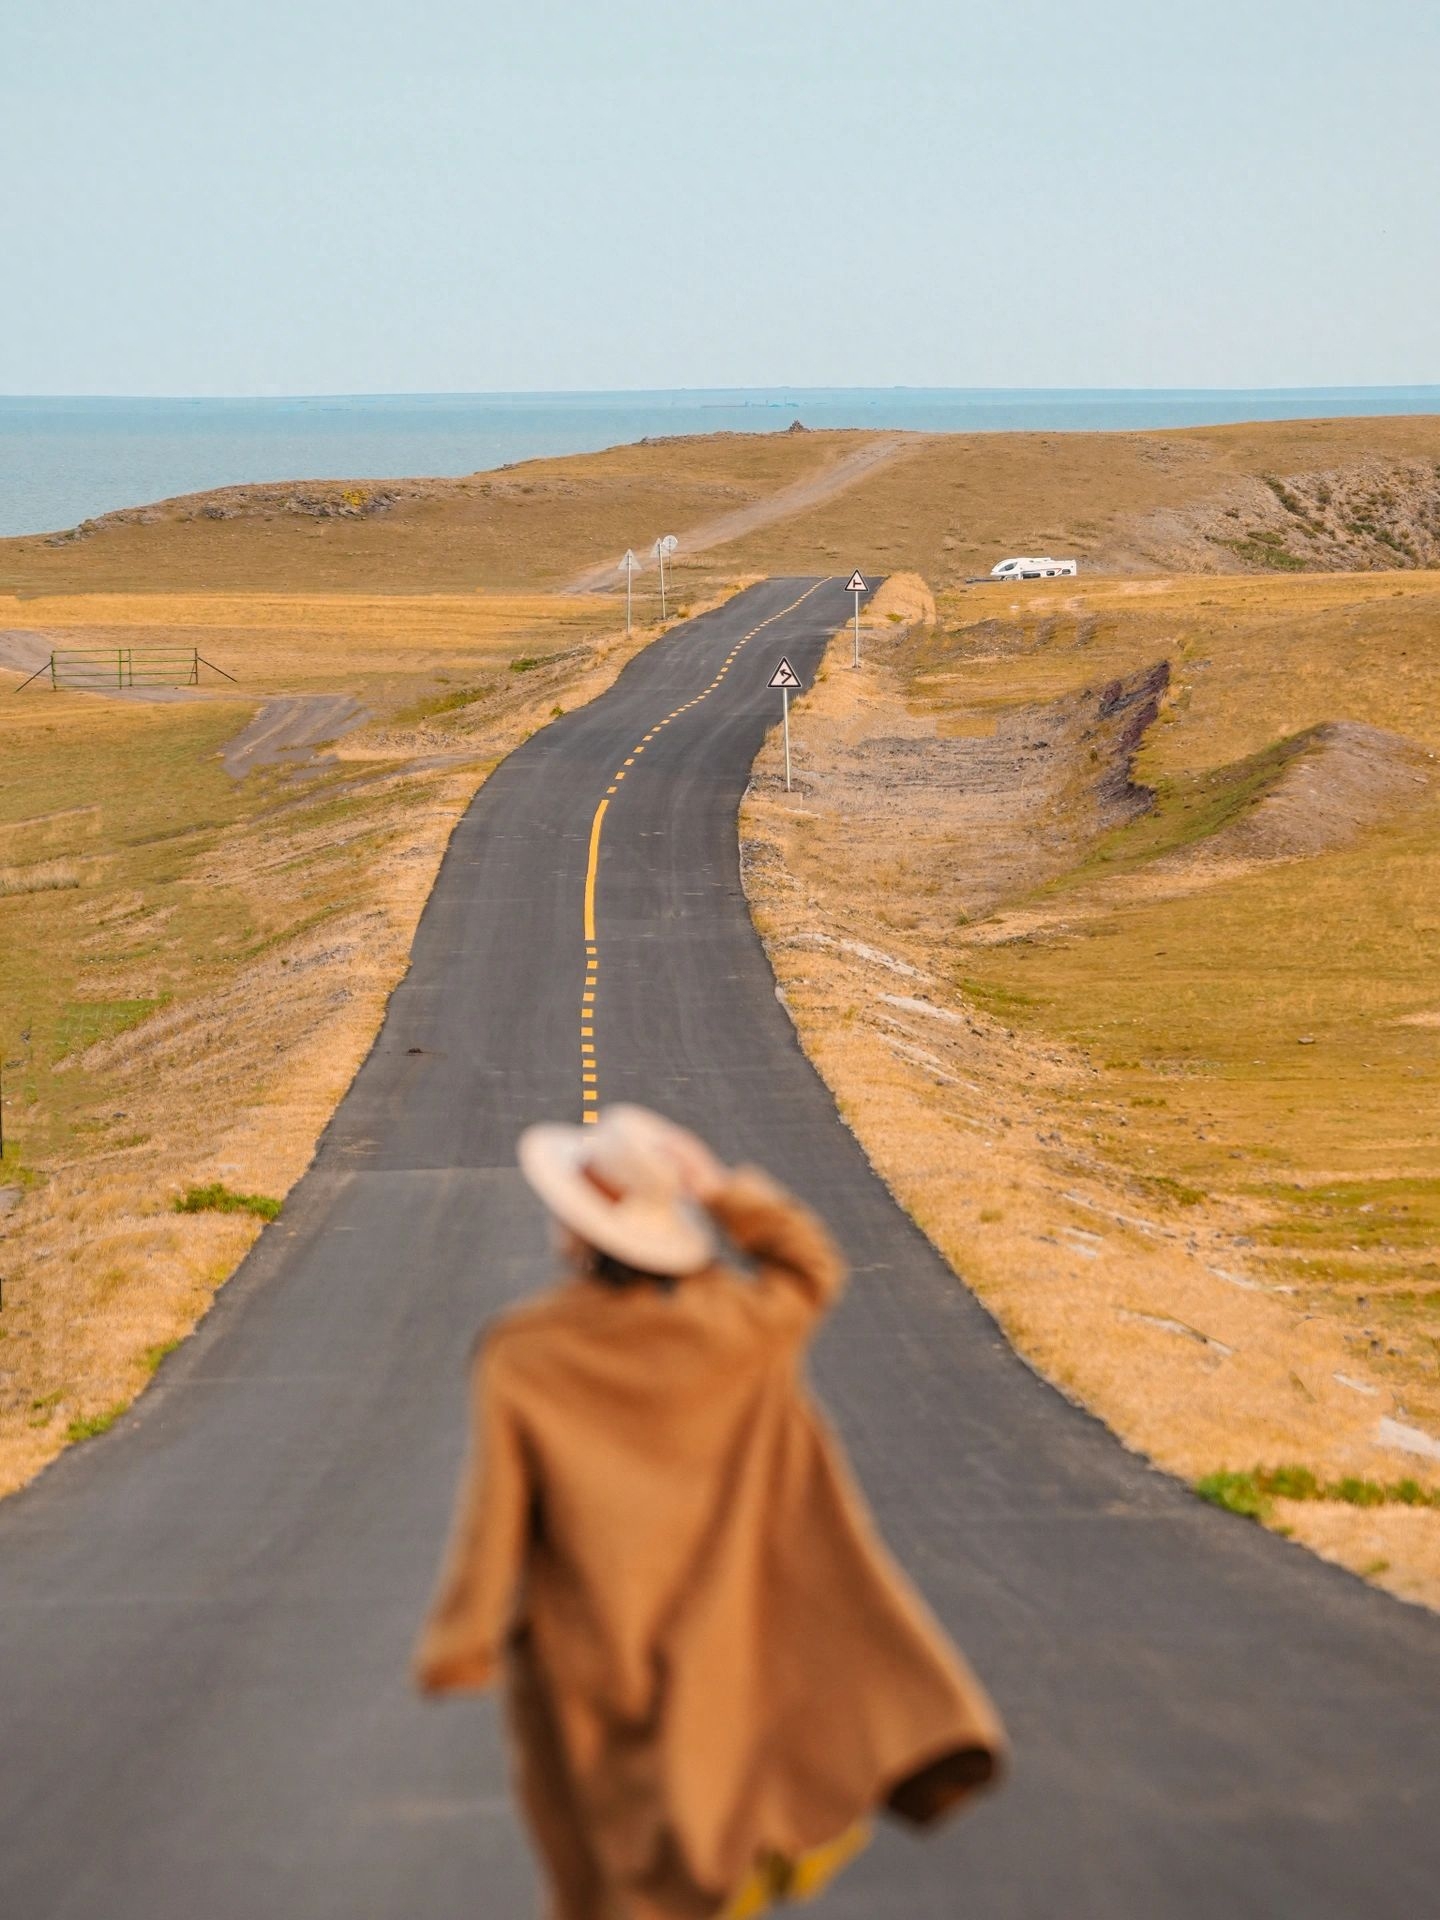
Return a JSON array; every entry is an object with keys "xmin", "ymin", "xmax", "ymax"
[{"xmin": 577, "ymin": 578, "xmax": 833, "ymax": 1121}]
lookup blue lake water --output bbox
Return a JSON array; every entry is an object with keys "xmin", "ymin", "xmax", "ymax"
[{"xmin": 3, "ymin": 386, "xmax": 1438, "ymax": 539}]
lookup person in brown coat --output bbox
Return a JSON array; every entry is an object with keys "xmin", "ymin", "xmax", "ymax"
[{"xmin": 415, "ymin": 1105, "xmax": 1005, "ymax": 1919}]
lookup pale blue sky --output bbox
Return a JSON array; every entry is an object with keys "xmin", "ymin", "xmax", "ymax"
[{"xmin": 3, "ymin": 0, "xmax": 1437, "ymax": 395}]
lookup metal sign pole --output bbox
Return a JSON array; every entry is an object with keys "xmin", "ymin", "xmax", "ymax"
[
  {"xmin": 652, "ymin": 535, "xmax": 677, "ymax": 622},
  {"xmin": 618, "ymin": 551, "xmax": 639, "ymax": 635},
  {"xmin": 846, "ymin": 570, "xmax": 867, "ymax": 668},
  {"xmin": 769, "ymin": 655, "xmax": 801, "ymax": 790}
]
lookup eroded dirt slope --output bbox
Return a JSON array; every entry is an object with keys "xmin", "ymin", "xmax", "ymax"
[{"xmin": 1114, "ymin": 458, "xmax": 1440, "ymax": 575}]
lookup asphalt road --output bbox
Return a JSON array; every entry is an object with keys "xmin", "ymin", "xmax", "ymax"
[{"xmin": 2, "ymin": 578, "xmax": 1438, "ymax": 1920}]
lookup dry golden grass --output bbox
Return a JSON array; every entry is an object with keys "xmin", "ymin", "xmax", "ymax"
[
  {"xmin": 0, "ymin": 414, "xmax": 885, "ymax": 1496},
  {"xmin": 691, "ymin": 415, "xmax": 1440, "ymax": 590},
  {"xmin": 0, "ymin": 583, "xmax": 738, "ymax": 1494},
  {"xmin": 0, "ymin": 432, "xmax": 879, "ymax": 597},
  {"xmin": 743, "ymin": 569, "xmax": 1440, "ymax": 1608},
  {"xmin": 8, "ymin": 413, "xmax": 1440, "ymax": 1554},
  {"xmin": 3, "ymin": 587, "xmax": 620, "ymax": 704},
  {"xmin": 13, "ymin": 414, "xmax": 1440, "ymax": 612},
  {"xmin": 866, "ymin": 573, "xmax": 936, "ymax": 625}
]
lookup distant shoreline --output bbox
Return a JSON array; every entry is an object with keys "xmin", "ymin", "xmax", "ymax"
[
  {"xmin": 4, "ymin": 385, "xmax": 1439, "ymax": 539},
  {"xmin": 5, "ymin": 383, "xmax": 1440, "ymax": 404}
]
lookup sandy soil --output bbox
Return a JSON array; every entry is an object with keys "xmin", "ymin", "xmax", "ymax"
[
  {"xmin": 222, "ymin": 695, "xmax": 367, "ymax": 775},
  {"xmin": 0, "ymin": 630, "xmax": 54, "ymax": 676}
]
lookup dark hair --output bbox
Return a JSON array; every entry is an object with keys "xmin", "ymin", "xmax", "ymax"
[{"xmin": 589, "ymin": 1247, "xmax": 675, "ymax": 1293}]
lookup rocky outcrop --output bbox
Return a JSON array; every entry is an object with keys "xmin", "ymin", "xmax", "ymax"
[{"xmin": 1113, "ymin": 458, "xmax": 1440, "ymax": 574}]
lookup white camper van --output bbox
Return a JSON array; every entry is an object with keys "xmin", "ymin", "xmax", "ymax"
[{"xmin": 990, "ymin": 556, "xmax": 1078, "ymax": 580}]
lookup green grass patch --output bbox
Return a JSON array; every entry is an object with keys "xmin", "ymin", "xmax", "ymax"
[
  {"xmin": 1141, "ymin": 1173, "xmax": 1207, "ymax": 1208},
  {"xmin": 0, "ymin": 703, "xmax": 265, "ymax": 1167},
  {"xmin": 1251, "ymin": 1177, "xmax": 1440, "ymax": 1253},
  {"xmin": 391, "ymin": 683, "xmax": 493, "ymax": 726},
  {"xmin": 66, "ymin": 1405, "xmax": 127, "ymax": 1443},
  {"xmin": 53, "ymin": 996, "xmax": 164, "ymax": 1061},
  {"xmin": 1196, "ymin": 1463, "xmax": 1440, "ymax": 1524},
  {"xmin": 142, "ymin": 1338, "xmax": 182, "ymax": 1374},
  {"xmin": 958, "ymin": 976, "xmax": 1036, "ymax": 1016},
  {"xmin": 1269, "ymin": 1254, "xmax": 1425, "ymax": 1290},
  {"xmin": 1069, "ymin": 730, "xmax": 1314, "ymax": 882},
  {"xmin": 1195, "ymin": 1469, "xmax": 1271, "ymax": 1520},
  {"xmin": 1217, "ymin": 533, "xmax": 1307, "ymax": 571},
  {"xmin": 174, "ymin": 1181, "xmax": 282, "ymax": 1222}
]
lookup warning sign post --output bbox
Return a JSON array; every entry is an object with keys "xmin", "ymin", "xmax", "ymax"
[
  {"xmin": 769, "ymin": 656, "xmax": 801, "ymax": 791},
  {"xmin": 846, "ymin": 571, "xmax": 867, "ymax": 667}
]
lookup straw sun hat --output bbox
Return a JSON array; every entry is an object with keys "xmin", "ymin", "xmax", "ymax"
[{"xmin": 518, "ymin": 1104, "xmax": 718, "ymax": 1276}]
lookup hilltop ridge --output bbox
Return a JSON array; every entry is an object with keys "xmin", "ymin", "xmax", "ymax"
[{"xmin": 4, "ymin": 414, "xmax": 1440, "ymax": 597}]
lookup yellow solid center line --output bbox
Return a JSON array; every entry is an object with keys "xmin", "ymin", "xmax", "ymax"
[
  {"xmin": 583, "ymin": 797, "xmax": 609, "ymax": 943},
  {"xmin": 577, "ymin": 577, "xmax": 834, "ymax": 1120}
]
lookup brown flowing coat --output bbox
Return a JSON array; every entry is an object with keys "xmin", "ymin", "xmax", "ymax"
[{"xmin": 416, "ymin": 1169, "xmax": 1005, "ymax": 1918}]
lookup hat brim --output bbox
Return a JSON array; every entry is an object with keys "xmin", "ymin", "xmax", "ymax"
[{"xmin": 518, "ymin": 1121, "xmax": 715, "ymax": 1276}]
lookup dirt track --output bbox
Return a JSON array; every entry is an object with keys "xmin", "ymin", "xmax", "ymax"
[
  {"xmin": 562, "ymin": 433, "xmax": 917, "ymax": 592},
  {"xmin": 221, "ymin": 694, "xmax": 367, "ymax": 776},
  {"xmin": 0, "ymin": 630, "xmax": 53, "ymax": 678}
]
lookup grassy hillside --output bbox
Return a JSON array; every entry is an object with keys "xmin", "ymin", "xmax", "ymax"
[
  {"xmin": 7, "ymin": 414, "xmax": 1438, "ymax": 605},
  {"xmin": 0, "ymin": 431, "xmax": 870, "ymax": 596},
  {"xmin": 0, "ymin": 586, "xmax": 663, "ymax": 1492},
  {"xmin": 937, "ymin": 573, "xmax": 1439, "ymax": 1198},
  {"xmin": 5, "ymin": 416, "xmax": 1440, "ymax": 1567},
  {"xmin": 743, "ymin": 569, "xmax": 1440, "ymax": 1605},
  {"xmin": 692, "ymin": 415, "xmax": 1440, "ymax": 588}
]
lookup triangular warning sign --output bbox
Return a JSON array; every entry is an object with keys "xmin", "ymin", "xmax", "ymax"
[
  {"xmin": 768, "ymin": 656, "xmax": 802, "ymax": 690},
  {"xmin": 845, "ymin": 570, "xmax": 867, "ymax": 593}
]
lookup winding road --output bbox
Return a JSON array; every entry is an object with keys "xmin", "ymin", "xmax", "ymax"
[{"xmin": 2, "ymin": 578, "xmax": 1438, "ymax": 1919}]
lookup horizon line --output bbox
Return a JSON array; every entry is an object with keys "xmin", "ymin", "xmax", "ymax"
[{"xmin": 4, "ymin": 381, "xmax": 1440, "ymax": 405}]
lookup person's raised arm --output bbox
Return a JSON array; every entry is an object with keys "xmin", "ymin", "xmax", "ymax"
[
  {"xmin": 414, "ymin": 1338, "xmax": 530, "ymax": 1695},
  {"xmin": 706, "ymin": 1165, "xmax": 846, "ymax": 1328}
]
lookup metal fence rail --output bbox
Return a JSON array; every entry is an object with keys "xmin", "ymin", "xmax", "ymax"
[
  {"xmin": 52, "ymin": 648, "xmax": 198, "ymax": 689},
  {"xmin": 10, "ymin": 649, "xmax": 237, "ymax": 692}
]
